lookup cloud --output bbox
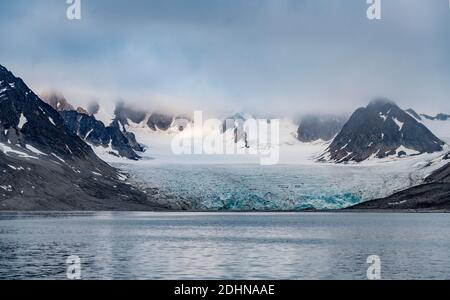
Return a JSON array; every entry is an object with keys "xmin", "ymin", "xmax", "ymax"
[
  {"xmin": 87, "ymin": 101, "xmax": 100, "ymax": 115},
  {"xmin": 0, "ymin": 0, "xmax": 449, "ymax": 116}
]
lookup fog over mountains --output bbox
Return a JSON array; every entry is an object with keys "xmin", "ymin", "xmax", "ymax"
[
  {"xmin": 40, "ymin": 88, "xmax": 450, "ymax": 165},
  {"xmin": 0, "ymin": 64, "xmax": 164, "ymax": 210},
  {"xmin": 2, "ymin": 64, "xmax": 450, "ymax": 210}
]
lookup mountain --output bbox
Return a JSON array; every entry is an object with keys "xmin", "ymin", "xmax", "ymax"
[
  {"xmin": 113, "ymin": 101, "xmax": 190, "ymax": 133},
  {"xmin": 321, "ymin": 99, "xmax": 445, "ymax": 163},
  {"xmin": 113, "ymin": 101, "xmax": 147, "ymax": 125},
  {"xmin": 0, "ymin": 64, "xmax": 163, "ymax": 210},
  {"xmin": 405, "ymin": 108, "xmax": 422, "ymax": 120},
  {"xmin": 146, "ymin": 113, "xmax": 174, "ymax": 131},
  {"xmin": 61, "ymin": 110, "xmax": 143, "ymax": 160},
  {"xmin": 404, "ymin": 109, "xmax": 450, "ymax": 122},
  {"xmin": 421, "ymin": 113, "xmax": 450, "ymax": 121},
  {"xmin": 114, "ymin": 120, "xmax": 146, "ymax": 152},
  {"xmin": 350, "ymin": 160, "xmax": 450, "ymax": 210},
  {"xmin": 221, "ymin": 113, "xmax": 252, "ymax": 145},
  {"xmin": 405, "ymin": 109, "xmax": 450, "ymax": 142},
  {"xmin": 297, "ymin": 115, "xmax": 347, "ymax": 142},
  {"xmin": 41, "ymin": 92, "xmax": 74, "ymax": 112},
  {"xmin": 41, "ymin": 93, "xmax": 145, "ymax": 160}
]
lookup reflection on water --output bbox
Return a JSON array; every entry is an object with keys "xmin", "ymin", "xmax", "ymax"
[{"xmin": 1, "ymin": 212, "xmax": 450, "ymax": 279}]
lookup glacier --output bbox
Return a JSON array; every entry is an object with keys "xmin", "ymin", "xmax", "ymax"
[
  {"xmin": 114, "ymin": 160, "xmax": 446, "ymax": 210},
  {"xmin": 102, "ymin": 117, "xmax": 450, "ymax": 211}
]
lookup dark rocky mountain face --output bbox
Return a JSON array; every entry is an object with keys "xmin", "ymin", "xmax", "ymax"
[
  {"xmin": 426, "ymin": 162, "xmax": 450, "ymax": 184},
  {"xmin": 112, "ymin": 102, "xmax": 189, "ymax": 132},
  {"xmin": 350, "ymin": 161, "xmax": 450, "ymax": 210},
  {"xmin": 60, "ymin": 110, "xmax": 143, "ymax": 160},
  {"xmin": 41, "ymin": 92, "xmax": 74, "ymax": 112},
  {"xmin": 114, "ymin": 102, "xmax": 147, "ymax": 125},
  {"xmin": 405, "ymin": 108, "xmax": 422, "ymax": 120},
  {"xmin": 297, "ymin": 115, "xmax": 347, "ymax": 142},
  {"xmin": 0, "ymin": 65, "xmax": 93, "ymax": 160},
  {"xmin": 405, "ymin": 109, "xmax": 450, "ymax": 122},
  {"xmin": 422, "ymin": 113, "xmax": 450, "ymax": 121},
  {"xmin": 40, "ymin": 92, "xmax": 145, "ymax": 159},
  {"xmin": 0, "ymin": 64, "xmax": 163, "ymax": 210},
  {"xmin": 172, "ymin": 116, "xmax": 191, "ymax": 132},
  {"xmin": 147, "ymin": 113, "xmax": 174, "ymax": 131},
  {"xmin": 323, "ymin": 99, "xmax": 444, "ymax": 163},
  {"xmin": 111, "ymin": 120, "xmax": 145, "ymax": 152}
]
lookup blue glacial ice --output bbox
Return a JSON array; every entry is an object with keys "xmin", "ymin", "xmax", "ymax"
[{"xmin": 115, "ymin": 163, "xmax": 424, "ymax": 210}]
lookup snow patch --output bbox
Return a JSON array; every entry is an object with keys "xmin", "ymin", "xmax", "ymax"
[
  {"xmin": 18, "ymin": 113, "xmax": 28, "ymax": 129},
  {"xmin": 393, "ymin": 117, "xmax": 404, "ymax": 130},
  {"xmin": 85, "ymin": 129, "xmax": 94, "ymax": 139},
  {"xmin": 48, "ymin": 117, "xmax": 56, "ymax": 126},
  {"xmin": 51, "ymin": 153, "xmax": 65, "ymax": 163},
  {"xmin": 0, "ymin": 143, "xmax": 38, "ymax": 159},
  {"xmin": 0, "ymin": 185, "xmax": 12, "ymax": 192},
  {"xmin": 388, "ymin": 200, "xmax": 407, "ymax": 206},
  {"xmin": 26, "ymin": 145, "xmax": 46, "ymax": 156}
]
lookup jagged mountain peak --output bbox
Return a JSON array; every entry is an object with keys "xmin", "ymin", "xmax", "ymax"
[
  {"xmin": 405, "ymin": 108, "xmax": 422, "ymax": 120},
  {"xmin": 146, "ymin": 113, "xmax": 174, "ymax": 131},
  {"xmin": 367, "ymin": 98, "xmax": 397, "ymax": 109},
  {"xmin": 0, "ymin": 64, "xmax": 18, "ymax": 81},
  {"xmin": 0, "ymin": 65, "xmax": 78, "ymax": 158},
  {"xmin": 297, "ymin": 114, "xmax": 347, "ymax": 142},
  {"xmin": 1, "ymin": 64, "xmax": 163, "ymax": 210},
  {"xmin": 321, "ymin": 99, "xmax": 445, "ymax": 163},
  {"xmin": 41, "ymin": 91, "xmax": 74, "ymax": 112},
  {"xmin": 60, "ymin": 109, "xmax": 144, "ymax": 160},
  {"xmin": 422, "ymin": 113, "xmax": 450, "ymax": 121},
  {"xmin": 113, "ymin": 102, "xmax": 147, "ymax": 126}
]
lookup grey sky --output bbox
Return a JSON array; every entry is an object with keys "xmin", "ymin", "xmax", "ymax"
[{"xmin": 0, "ymin": 0, "xmax": 449, "ymax": 116}]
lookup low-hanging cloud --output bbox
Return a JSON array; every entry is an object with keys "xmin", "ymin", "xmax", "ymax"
[
  {"xmin": 87, "ymin": 101, "xmax": 100, "ymax": 115},
  {"xmin": 0, "ymin": 0, "xmax": 449, "ymax": 117}
]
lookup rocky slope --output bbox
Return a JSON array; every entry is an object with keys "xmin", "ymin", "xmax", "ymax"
[
  {"xmin": 146, "ymin": 113, "xmax": 174, "ymax": 131},
  {"xmin": 421, "ymin": 113, "xmax": 450, "ymax": 121},
  {"xmin": 113, "ymin": 102, "xmax": 191, "ymax": 133},
  {"xmin": 61, "ymin": 110, "xmax": 143, "ymax": 160},
  {"xmin": 42, "ymin": 94, "xmax": 144, "ymax": 160},
  {"xmin": 406, "ymin": 108, "xmax": 450, "ymax": 142},
  {"xmin": 297, "ymin": 115, "xmax": 346, "ymax": 142},
  {"xmin": 406, "ymin": 108, "xmax": 450, "ymax": 123},
  {"xmin": 0, "ymin": 64, "xmax": 164, "ymax": 210},
  {"xmin": 321, "ymin": 99, "xmax": 444, "ymax": 163},
  {"xmin": 41, "ymin": 92, "xmax": 74, "ymax": 112},
  {"xmin": 350, "ymin": 159, "xmax": 450, "ymax": 210}
]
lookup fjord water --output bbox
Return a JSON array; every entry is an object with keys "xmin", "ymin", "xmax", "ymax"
[{"xmin": 1, "ymin": 212, "xmax": 450, "ymax": 280}]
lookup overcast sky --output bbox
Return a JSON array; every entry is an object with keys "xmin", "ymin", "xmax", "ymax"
[{"xmin": 0, "ymin": 0, "xmax": 449, "ymax": 116}]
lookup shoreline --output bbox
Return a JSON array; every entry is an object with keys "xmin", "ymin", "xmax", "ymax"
[{"xmin": 1, "ymin": 209, "xmax": 450, "ymax": 213}]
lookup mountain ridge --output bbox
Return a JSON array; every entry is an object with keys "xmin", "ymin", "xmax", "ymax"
[
  {"xmin": 350, "ymin": 159, "xmax": 450, "ymax": 210},
  {"xmin": 0, "ymin": 64, "xmax": 164, "ymax": 210},
  {"xmin": 320, "ymin": 99, "xmax": 445, "ymax": 163}
]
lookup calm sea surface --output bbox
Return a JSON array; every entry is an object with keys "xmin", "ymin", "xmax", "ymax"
[{"xmin": 1, "ymin": 212, "xmax": 449, "ymax": 279}]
